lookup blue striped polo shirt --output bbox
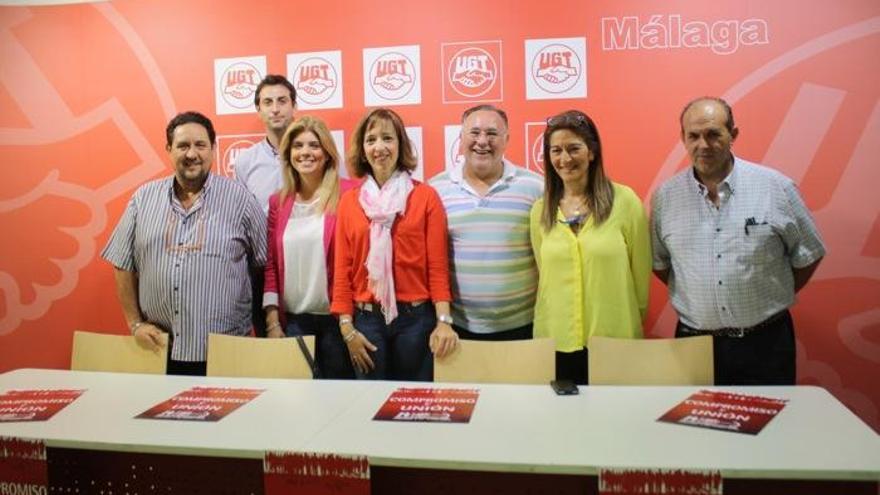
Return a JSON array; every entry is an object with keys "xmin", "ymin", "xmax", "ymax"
[{"xmin": 430, "ymin": 161, "xmax": 544, "ymax": 333}]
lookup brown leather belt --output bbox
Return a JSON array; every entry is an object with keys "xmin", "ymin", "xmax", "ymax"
[{"xmin": 678, "ymin": 310, "xmax": 788, "ymax": 338}]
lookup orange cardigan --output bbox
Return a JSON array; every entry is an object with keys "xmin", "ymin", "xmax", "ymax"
[{"xmin": 331, "ymin": 181, "xmax": 451, "ymax": 316}]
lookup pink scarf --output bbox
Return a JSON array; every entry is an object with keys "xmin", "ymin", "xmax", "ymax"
[{"xmin": 359, "ymin": 170, "xmax": 414, "ymax": 324}]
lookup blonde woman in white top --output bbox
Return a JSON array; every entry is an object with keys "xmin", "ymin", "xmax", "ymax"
[{"xmin": 263, "ymin": 116, "xmax": 358, "ymax": 378}]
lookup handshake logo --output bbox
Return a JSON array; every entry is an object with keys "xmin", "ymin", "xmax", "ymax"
[
  {"xmin": 441, "ymin": 41, "xmax": 503, "ymax": 104},
  {"xmin": 287, "ymin": 51, "xmax": 343, "ymax": 110},
  {"xmin": 363, "ymin": 46, "xmax": 421, "ymax": 106},
  {"xmin": 525, "ymin": 38, "xmax": 586, "ymax": 100}
]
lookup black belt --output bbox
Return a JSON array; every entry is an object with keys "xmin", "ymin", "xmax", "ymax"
[
  {"xmin": 679, "ymin": 310, "xmax": 789, "ymax": 338},
  {"xmin": 355, "ymin": 300, "xmax": 426, "ymax": 313}
]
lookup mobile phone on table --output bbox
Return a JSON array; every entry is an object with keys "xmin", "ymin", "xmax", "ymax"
[{"xmin": 550, "ymin": 379, "xmax": 579, "ymax": 395}]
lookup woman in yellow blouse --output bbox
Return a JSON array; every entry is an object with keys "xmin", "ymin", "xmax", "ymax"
[{"xmin": 530, "ymin": 110, "xmax": 651, "ymax": 384}]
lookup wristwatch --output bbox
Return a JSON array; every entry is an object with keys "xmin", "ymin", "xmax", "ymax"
[{"xmin": 437, "ymin": 314, "xmax": 454, "ymax": 325}]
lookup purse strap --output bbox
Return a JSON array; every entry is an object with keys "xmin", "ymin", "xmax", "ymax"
[{"xmin": 293, "ymin": 335, "xmax": 320, "ymax": 379}]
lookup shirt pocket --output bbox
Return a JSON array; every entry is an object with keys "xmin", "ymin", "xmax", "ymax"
[
  {"xmin": 738, "ymin": 217, "xmax": 783, "ymax": 264},
  {"xmin": 200, "ymin": 215, "xmax": 245, "ymax": 262}
]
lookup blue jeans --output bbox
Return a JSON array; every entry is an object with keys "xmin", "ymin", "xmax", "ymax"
[
  {"xmin": 285, "ymin": 313, "xmax": 355, "ymax": 379},
  {"xmin": 354, "ymin": 302, "xmax": 435, "ymax": 381}
]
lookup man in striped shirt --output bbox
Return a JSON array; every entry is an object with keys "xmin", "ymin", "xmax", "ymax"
[
  {"xmin": 102, "ymin": 112, "xmax": 267, "ymax": 375},
  {"xmin": 430, "ymin": 105, "xmax": 543, "ymax": 340}
]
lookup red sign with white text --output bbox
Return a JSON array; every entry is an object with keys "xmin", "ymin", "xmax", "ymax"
[
  {"xmin": 0, "ymin": 437, "xmax": 48, "ymax": 494},
  {"xmin": 373, "ymin": 388, "xmax": 479, "ymax": 423},
  {"xmin": 658, "ymin": 390, "xmax": 787, "ymax": 435},
  {"xmin": 264, "ymin": 452, "xmax": 370, "ymax": 495},
  {"xmin": 136, "ymin": 387, "xmax": 263, "ymax": 422},
  {"xmin": 599, "ymin": 468, "xmax": 722, "ymax": 495},
  {"xmin": 0, "ymin": 389, "xmax": 84, "ymax": 422}
]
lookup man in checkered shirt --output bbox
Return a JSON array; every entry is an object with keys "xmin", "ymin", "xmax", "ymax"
[{"xmin": 651, "ymin": 97, "xmax": 826, "ymax": 385}]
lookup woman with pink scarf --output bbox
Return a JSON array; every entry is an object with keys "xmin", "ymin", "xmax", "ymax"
[{"xmin": 332, "ymin": 108, "xmax": 458, "ymax": 381}]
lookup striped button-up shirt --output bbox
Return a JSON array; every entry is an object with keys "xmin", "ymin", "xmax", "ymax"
[
  {"xmin": 651, "ymin": 156, "xmax": 826, "ymax": 330},
  {"xmin": 430, "ymin": 160, "xmax": 544, "ymax": 333},
  {"xmin": 102, "ymin": 173, "xmax": 267, "ymax": 361}
]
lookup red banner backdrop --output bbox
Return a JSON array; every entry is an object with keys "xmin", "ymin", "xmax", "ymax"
[{"xmin": 0, "ymin": 1, "xmax": 877, "ymax": 430}]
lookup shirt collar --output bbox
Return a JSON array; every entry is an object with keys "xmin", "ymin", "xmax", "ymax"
[
  {"xmin": 690, "ymin": 154, "xmax": 738, "ymax": 198},
  {"xmin": 166, "ymin": 172, "xmax": 213, "ymax": 203},
  {"xmin": 264, "ymin": 136, "xmax": 279, "ymax": 156},
  {"xmin": 450, "ymin": 158, "xmax": 516, "ymax": 186}
]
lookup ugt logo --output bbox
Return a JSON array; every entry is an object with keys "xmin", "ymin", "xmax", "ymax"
[
  {"xmin": 363, "ymin": 45, "xmax": 421, "ymax": 106},
  {"xmin": 214, "ymin": 55, "xmax": 267, "ymax": 115},
  {"xmin": 525, "ymin": 37, "xmax": 586, "ymax": 100},
  {"xmin": 215, "ymin": 135, "xmax": 263, "ymax": 178},
  {"xmin": 524, "ymin": 122, "xmax": 547, "ymax": 174},
  {"xmin": 295, "ymin": 57, "xmax": 337, "ymax": 104},
  {"xmin": 532, "ymin": 43, "xmax": 581, "ymax": 93},
  {"xmin": 441, "ymin": 41, "xmax": 503, "ymax": 103},
  {"xmin": 222, "ymin": 62, "xmax": 260, "ymax": 107},
  {"xmin": 371, "ymin": 52, "xmax": 415, "ymax": 100}
]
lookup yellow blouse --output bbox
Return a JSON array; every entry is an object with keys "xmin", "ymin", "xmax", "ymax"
[{"xmin": 530, "ymin": 183, "xmax": 651, "ymax": 352}]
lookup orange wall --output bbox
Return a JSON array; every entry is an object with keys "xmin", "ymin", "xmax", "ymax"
[{"xmin": 1, "ymin": 0, "xmax": 878, "ymax": 430}]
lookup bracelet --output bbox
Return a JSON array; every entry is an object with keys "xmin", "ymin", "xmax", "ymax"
[
  {"xmin": 343, "ymin": 330, "xmax": 358, "ymax": 343},
  {"xmin": 129, "ymin": 321, "xmax": 144, "ymax": 334},
  {"xmin": 339, "ymin": 316, "xmax": 353, "ymax": 326},
  {"xmin": 266, "ymin": 322, "xmax": 282, "ymax": 333}
]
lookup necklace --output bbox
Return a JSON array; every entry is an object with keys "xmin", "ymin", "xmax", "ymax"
[{"xmin": 559, "ymin": 197, "xmax": 590, "ymax": 226}]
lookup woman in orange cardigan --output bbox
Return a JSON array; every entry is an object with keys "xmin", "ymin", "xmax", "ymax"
[
  {"xmin": 263, "ymin": 116, "xmax": 357, "ymax": 379},
  {"xmin": 332, "ymin": 108, "xmax": 458, "ymax": 381}
]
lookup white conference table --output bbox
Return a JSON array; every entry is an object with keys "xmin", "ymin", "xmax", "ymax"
[{"xmin": 0, "ymin": 368, "xmax": 878, "ymax": 490}]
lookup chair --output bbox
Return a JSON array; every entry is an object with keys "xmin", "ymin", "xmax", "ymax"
[
  {"xmin": 70, "ymin": 330, "xmax": 168, "ymax": 374},
  {"xmin": 588, "ymin": 335, "xmax": 714, "ymax": 385},
  {"xmin": 206, "ymin": 333, "xmax": 315, "ymax": 379},
  {"xmin": 434, "ymin": 338, "xmax": 555, "ymax": 385}
]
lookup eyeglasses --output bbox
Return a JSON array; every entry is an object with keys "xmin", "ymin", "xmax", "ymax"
[
  {"xmin": 546, "ymin": 113, "xmax": 590, "ymax": 128},
  {"xmin": 464, "ymin": 128, "xmax": 506, "ymax": 142}
]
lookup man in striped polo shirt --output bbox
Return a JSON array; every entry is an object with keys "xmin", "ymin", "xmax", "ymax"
[
  {"xmin": 102, "ymin": 112, "xmax": 267, "ymax": 375},
  {"xmin": 430, "ymin": 105, "xmax": 543, "ymax": 340}
]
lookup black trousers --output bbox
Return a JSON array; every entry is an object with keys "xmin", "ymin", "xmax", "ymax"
[
  {"xmin": 676, "ymin": 310, "xmax": 796, "ymax": 385},
  {"xmin": 164, "ymin": 332, "xmax": 207, "ymax": 376},
  {"xmin": 555, "ymin": 348, "xmax": 589, "ymax": 385},
  {"xmin": 167, "ymin": 356, "xmax": 207, "ymax": 376},
  {"xmin": 250, "ymin": 267, "xmax": 267, "ymax": 338}
]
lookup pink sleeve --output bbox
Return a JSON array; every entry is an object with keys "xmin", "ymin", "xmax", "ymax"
[{"xmin": 262, "ymin": 194, "xmax": 280, "ymax": 306}]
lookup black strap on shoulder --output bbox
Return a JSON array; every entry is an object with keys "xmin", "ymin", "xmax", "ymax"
[{"xmin": 293, "ymin": 335, "xmax": 320, "ymax": 379}]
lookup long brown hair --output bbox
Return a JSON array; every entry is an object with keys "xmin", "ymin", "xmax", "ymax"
[
  {"xmin": 541, "ymin": 110, "xmax": 615, "ymax": 231},
  {"xmin": 277, "ymin": 115, "xmax": 340, "ymax": 213}
]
